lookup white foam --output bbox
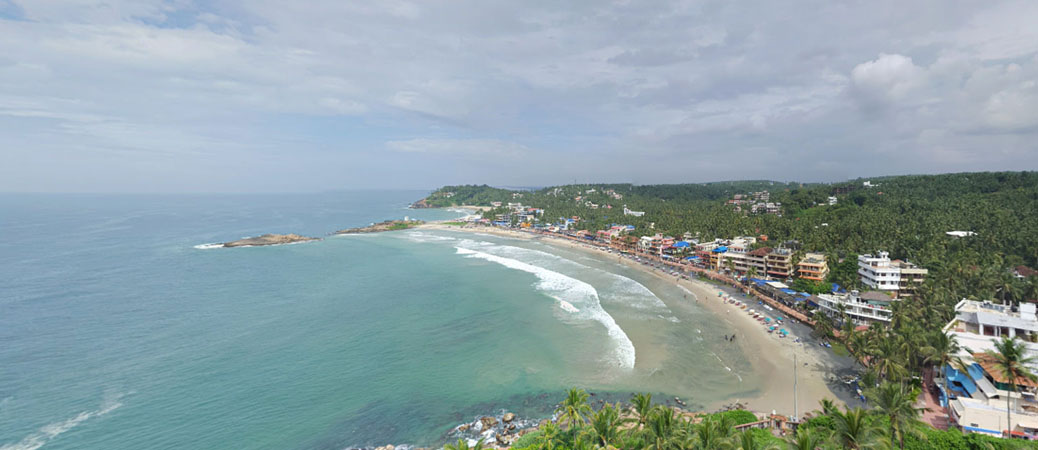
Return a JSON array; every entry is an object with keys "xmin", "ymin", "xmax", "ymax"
[
  {"xmin": 558, "ymin": 300, "xmax": 580, "ymax": 313},
  {"xmin": 467, "ymin": 242, "xmax": 675, "ymax": 315},
  {"xmin": 455, "ymin": 247, "xmax": 636, "ymax": 369},
  {"xmin": 402, "ymin": 231, "xmax": 458, "ymax": 243},
  {"xmin": 193, "ymin": 243, "xmax": 224, "ymax": 250},
  {"xmin": 1, "ymin": 395, "xmax": 125, "ymax": 450}
]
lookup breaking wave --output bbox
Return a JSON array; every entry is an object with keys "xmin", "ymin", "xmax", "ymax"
[
  {"xmin": 0, "ymin": 394, "xmax": 126, "ymax": 450},
  {"xmin": 455, "ymin": 247, "xmax": 636, "ymax": 369}
]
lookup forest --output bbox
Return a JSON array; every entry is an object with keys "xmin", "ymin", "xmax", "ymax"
[{"xmin": 420, "ymin": 172, "xmax": 1038, "ymax": 304}]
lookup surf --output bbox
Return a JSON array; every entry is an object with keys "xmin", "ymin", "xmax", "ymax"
[{"xmin": 454, "ymin": 247, "xmax": 636, "ymax": 369}]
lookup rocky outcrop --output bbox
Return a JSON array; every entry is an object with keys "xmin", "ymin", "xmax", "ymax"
[
  {"xmin": 335, "ymin": 220, "xmax": 424, "ymax": 234},
  {"xmin": 221, "ymin": 234, "xmax": 319, "ymax": 248},
  {"xmin": 479, "ymin": 416, "xmax": 498, "ymax": 429},
  {"xmin": 502, "ymin": 412, "xmax": 515, "ymax": 423},
  {"xmin": 410, "ymin": 198, "xmax": 433, "ymax": 209}
]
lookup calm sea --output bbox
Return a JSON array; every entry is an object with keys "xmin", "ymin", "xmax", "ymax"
[{"xmin": 0, "ymin": 192, "xmax": 758, "ymax": 449}]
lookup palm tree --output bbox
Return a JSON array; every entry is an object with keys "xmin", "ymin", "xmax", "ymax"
[
  {"xmin": 444, "ymin": 438, "xmax": 484, "ymax": 450},
  {"xmin": 870, "ymin": 337, "xmax": 908, "ymax": 381},
  {"xmin": 631, "ymin": 392, "xmax": 653, "ymax": 427},
  {"xmin": 587, "ymin": 402, "xmax": 622, "ymax": 447},
  {"xmin": 536, "ymin": 423, "xmax": 562, "ymax": 450},
  {"xmin": 784, "ymin": 427, "xmax": 830, "ymax": 450},
  {"xmin": 991, "ymin": 336, "xmax": 1038, "ymax": 437},
  {"xmin": 867, "ymin": 382, "xmax": 927, "ymax": 450},
  {"xmin": 731, "ymin": 429, "xmax": 781, "ymax": 449},
  {"xmin": 557, "ymin": 388, "xmax": 593, "ymax": 430},
  {"xmin": 829, "ymin": 406, "xmax": 883, "ymax": 449},
  {"xmin": 642, "ymin": 406, "xmax": 680, "ymax": 450},
  {"xmin": 819, "ymin": 398, "xmax": 838, "ymax": 416},
  {"xmin": 921, "ymin": 331, "xmax": 960, "ymax": 419}
]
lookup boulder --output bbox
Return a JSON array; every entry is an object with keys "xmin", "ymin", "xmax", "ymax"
[
  {"xmin": 457, "ymin": 423, "xmax": 469, "ymax": 432},
  {"xmin": 502, "ymin": 412, "xmax": 516, "ymax": 423},
  {"xmin": 480, "ymin": 416, "xmax": 497, "ymax": 428}
]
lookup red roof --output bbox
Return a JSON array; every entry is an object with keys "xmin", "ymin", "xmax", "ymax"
[{"xmin": 1017, "ymin": 266, "xmax": 1038, "ymax": 278}]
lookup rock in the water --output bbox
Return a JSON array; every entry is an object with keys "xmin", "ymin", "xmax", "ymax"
[
  {"xmin": 480, "ymin": 416, "xmax": 497, "ymax": 428},
  {"xmin": 502, "ymin": 412, "xmax": 516, "ymax": 423},
  {"xmin": 457, "ymin": 423, "xmax": 469, "ymax": 432},
  {"xmin": 496, "ymin": 434, "xmax": 508, "ymax": 445},
  {"xmin": 221, "ymin": 233, "xmax": 319, "ymax": 248}
]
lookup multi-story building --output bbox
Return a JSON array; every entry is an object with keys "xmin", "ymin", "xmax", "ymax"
[
  {"xmin": 813, "ymin": 290, "xmax": 894, "ymax": 326},
  {"xmin": 943, "ymin": 299, "xmax": 1038, "ymax": 438},
  {"xmin": 745, "ymin": 247, "xmax": 771, "ymax": 276},
  {"xmin": 766, "ymin": 247, "xmax": 794, "ymax": 280},
  {"xmin": 857, "ymin": 251, "xmax": 928, "ymax": 298},
  {"xmin": 797, "ymin": 253, "xmax": 829, "ymax": 281}
]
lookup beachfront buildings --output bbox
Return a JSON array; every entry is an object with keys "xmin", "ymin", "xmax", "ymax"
[
  {"xmin": 942, "ymin": 299, "xmax": 1038, "ymax": 438},
  {"xmin": 797, "ymin": 253, "xmax": 829, "ymax": 281},
  {"xmin": 766, "ymin": 247, "xmax": 795, "ymax": 280},
  {"xmin": 857, "ymin": 251, "xmax": 928, "ymax": 298},
  {"xmin": 813, "ymin": 290, "xmax": 895, "ymax": 326}
]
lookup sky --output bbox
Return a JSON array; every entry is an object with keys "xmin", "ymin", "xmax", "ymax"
[{"xmin": 1, "ymin": 0, "xmax": 1037, "ymax": 193}]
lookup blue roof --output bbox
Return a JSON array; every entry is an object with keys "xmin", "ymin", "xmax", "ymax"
[
  {"xmin": 712, "ymin": 246, "xmax": 728, "ymax": 253},
  {"xmin": 799, "ymin": 292, "xmax": 811, "ymax": 298},
  {"xmin": 672, "ymin": 241, "xmax": 690, "ymax": 248},
  {"xmin": 780, "ymin": 288, "xmax": 797, "ymax": 295},
  {"xmin": 685, "ymin": 256, "xmax": 700, "ymax": 260},
  {"xmin": 625, "ymin": 225, "xmax": 636, "ymax": 230}
]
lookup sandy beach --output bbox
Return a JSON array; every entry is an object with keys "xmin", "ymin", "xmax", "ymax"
[{"xmin": 420, "ymin": 223, "xmax": 859, "ymax": 416}]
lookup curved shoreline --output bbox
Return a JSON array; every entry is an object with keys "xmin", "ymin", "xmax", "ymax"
[{"xmin": 419, "ymin": 223, "xmax": 859, "ymax": 416}]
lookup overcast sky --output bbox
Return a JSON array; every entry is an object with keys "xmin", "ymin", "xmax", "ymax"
[{"xmin": 2, "ymin": 1, "xmax": 1037, "ymax": 192}]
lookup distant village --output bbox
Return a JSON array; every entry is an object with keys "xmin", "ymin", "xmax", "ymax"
[{"xmin": 451, "ymin": 183, "xmax": 1038, "ymax": 439}]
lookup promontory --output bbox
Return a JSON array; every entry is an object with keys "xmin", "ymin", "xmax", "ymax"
[{"xmin": 336, "ymin": 219, "xmax": 424, "ymax": 234}]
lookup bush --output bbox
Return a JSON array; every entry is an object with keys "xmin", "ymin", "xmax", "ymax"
[
  {"xmin": 706, "ymin": 409, "xmax": 759, "ymax": 425},
  {"xmin": 511, "ymin": 430, "xmax": 542, "ymax": 448}
]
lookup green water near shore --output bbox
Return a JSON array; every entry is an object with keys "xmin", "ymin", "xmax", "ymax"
[{"xmin": 0, "ymin": 193, "xmax": 761, "ymax": 449}]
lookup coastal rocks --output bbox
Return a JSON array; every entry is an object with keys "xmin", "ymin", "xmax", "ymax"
[
  {"xmin": 479, "ymin": 416, "xmax": 497, "ymax": 428},
  {"xmin": 502, "ymin": 412, "xmax": 515, "ymax": 423},
  {"xmin": 410, "ymin": 199, "xmax": 432, "ymax": 209},
  {"xmin": 335, "ymin": 220, "xmax": 425, "ymax": 234},
  {"xmin": 221, "ymin": 233, "xmax": 319, "ymax": 248}
]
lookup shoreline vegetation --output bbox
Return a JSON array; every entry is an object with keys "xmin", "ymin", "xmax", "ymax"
[
  {"xmin": 400, "ymin": 172, "xmax": 1038, "ymax": 449},
  {"xmin": 336, "ymin": 219, "xmax": 426, "ymax": 234}
]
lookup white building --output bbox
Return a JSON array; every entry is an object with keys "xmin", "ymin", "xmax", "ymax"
[
  {"xmin": 827, "ymin": 196, "xmax": 838, "ymax": 205},
  {"xmin": 623, "ymin": 205, "xmax": 645, "ymax": 217},
  {"xmin": 942, "ymin": 299, "xmax": 1038, "ymax": 438},
  {"xmin": 857, "ymin": 251, "xmax": 927, "ymax": 298},
  {"xmin": 813, "ymin": 290, "xmax": 894, "ymax": 326}
]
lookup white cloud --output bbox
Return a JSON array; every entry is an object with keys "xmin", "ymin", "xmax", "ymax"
[{"xmin": 386, "ymin": 138, "xmax": 531, "ymax": 159}]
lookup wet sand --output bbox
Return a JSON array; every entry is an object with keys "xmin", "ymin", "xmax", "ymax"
[{"xmin": 420, "ymin": 223, "xmax": 859, "ymax": 416}]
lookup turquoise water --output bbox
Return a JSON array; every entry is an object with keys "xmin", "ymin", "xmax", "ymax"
[{"xmin": 0, "ymin": 192, "xmax": 758, "ymax": 449}]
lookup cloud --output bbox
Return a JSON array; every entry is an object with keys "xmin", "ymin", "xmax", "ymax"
[
  {"xmin": 850, "ymin": 53, "xmax": 925, "ymax": 110},
  {"xmin": 0, "ymin": 0, "xmax": 1036, "ymax": 192},
  {"xmin": 386, "ymin": 138, "xmax": 531, "ymax": 160}
]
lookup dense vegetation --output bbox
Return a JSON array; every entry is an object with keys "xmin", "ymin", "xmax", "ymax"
[
  {"xmin": 425, "ymin": 173, "xmax": 1038, "ymax": 448},
  {"xmin": 422, "ymin": 172, "xmax": 1038, "ymax": 303},
  {"xmin": 446, "ymin": 388, "xmax": 1038, "ymax": 450}
]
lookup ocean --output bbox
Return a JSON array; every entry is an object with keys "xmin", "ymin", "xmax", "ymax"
[{"xmin": 0, "ymin": 191, "xmax": 760, "ymax": 449}]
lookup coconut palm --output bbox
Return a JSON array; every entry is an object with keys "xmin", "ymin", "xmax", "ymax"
[
  {"xmin": 866, "ymin": 382, "xmax": 927, "ymax": 450},
  {"xmin": 587, "ymin": 402, "xmax": 622, "ymax": 447},
  {"xmin": 991, "ymin": 336, "xmax": 1038, "ymax": 437},
  {"xmin": 730, "ymin": 429, "xmax": 781, "ymax": 450},
  {"xmin": 829, "ymin": 406, "xmax": 883, "ymax": 449},
  {"xmin": 631, "ymin": 392, "xmax": 653, "ymax": 426},
  {"xmin": 921, "ymin": 331, "xmax": 960, "ymax": 417},
  {"xmin": 641, "ymin": 406, "xmax": 680, "ymax": 450},
  {"xmin": 536, "ymin": 422, "xmax": 562, "ymax": 450},
  {"xmin": 556, "ymin": 388, "xmax": 593, "ymax": 430},
  {"xmin": 819, "ymin": 398, "xmax": 838, "ymax": 416},
  {"xmin": 784, "ymin": 427, "xmax": 830, "ymax": 450}
]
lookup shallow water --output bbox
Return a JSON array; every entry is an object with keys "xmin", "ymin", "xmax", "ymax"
[{"xmin": 0, "ymin": 192, "xmax": 758, "ymax": 448}]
